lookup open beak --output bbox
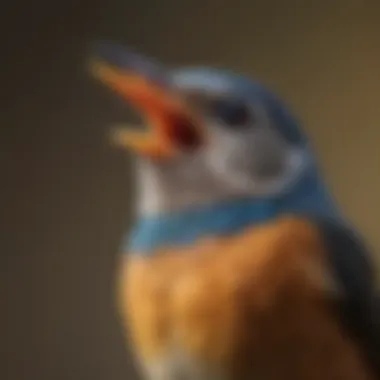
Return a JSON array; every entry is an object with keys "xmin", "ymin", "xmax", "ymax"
[{"xmin": 89, "ymin": 43, "xmax": 204, "ymax": 159}]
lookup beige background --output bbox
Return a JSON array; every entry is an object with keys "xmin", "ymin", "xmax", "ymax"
[{"xmin": 2, "ymin": 1, "xmax": 380, "ymax": 380}]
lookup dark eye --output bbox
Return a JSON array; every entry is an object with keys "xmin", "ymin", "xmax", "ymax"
[{"xmin": 211, "ymin": 98, "xmax": 251, "ymax": 128}]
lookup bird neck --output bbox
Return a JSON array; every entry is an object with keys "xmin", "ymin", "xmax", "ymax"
[
  {"xmin": 127, "ymin": 198, "xmax": 278, "ymax": 254},
  {"xmin": 124, "ymin": 167, "xmax": 342, "ymax": 255},
  {"xmin": 134, "ymin": 157, "xmax": 243, "ymax": 216}
]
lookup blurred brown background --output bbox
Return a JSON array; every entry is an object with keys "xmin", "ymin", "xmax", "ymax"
[{"xmin": 2, "ymin": 1, "xmax": 380, "ymax": 380}]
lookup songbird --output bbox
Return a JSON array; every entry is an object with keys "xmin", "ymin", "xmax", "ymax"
[{"xmin": 90, "ymin": 42, "xmax": 380, "ymax": 380}]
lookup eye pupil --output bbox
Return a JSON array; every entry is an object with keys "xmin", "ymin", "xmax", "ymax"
[{"xmin": 212, "ymin": 99, "xmax": 251, "ymax": 128}]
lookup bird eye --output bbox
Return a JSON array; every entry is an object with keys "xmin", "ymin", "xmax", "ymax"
[{"xmin": 210, "ymin": 98, "xmax": 252, "ymax": 128}]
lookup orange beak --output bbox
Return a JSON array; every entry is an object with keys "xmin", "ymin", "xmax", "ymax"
[{"xmin": 89, "ymin": 45, "xmax": 203, "ymax": 159}]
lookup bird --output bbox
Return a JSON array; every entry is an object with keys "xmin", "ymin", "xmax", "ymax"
[{"xmin": 89, "ymin": 42, "xmax": 380, "ymax": 380}]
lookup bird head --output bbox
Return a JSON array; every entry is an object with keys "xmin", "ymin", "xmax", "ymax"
[{"xmin": 90, "ymin": 43, "xmax": 313, "ymax": 216}]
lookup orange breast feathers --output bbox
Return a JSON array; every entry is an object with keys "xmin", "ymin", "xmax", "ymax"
[{"xmin": 116, "ymin": 216, "xmax": 373, "ymax": 380}]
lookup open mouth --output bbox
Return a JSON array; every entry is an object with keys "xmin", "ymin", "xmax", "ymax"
[{"xmin": 89, "ymin": 44, "xmax": 204, "ymax": 159}]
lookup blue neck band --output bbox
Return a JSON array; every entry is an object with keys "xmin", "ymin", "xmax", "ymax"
[{"xmin": 125, "ymin": 168, "xmax": 341, "ymax": 254}]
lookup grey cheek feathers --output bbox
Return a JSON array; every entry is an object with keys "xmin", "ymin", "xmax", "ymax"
[
  {"xmin": 205, "ymin": 120, "xmax": 309, "ymax": 197},
  {"xmin": 208, "ymin": 147, "xmax": 308, "ymax": 197},
  {"xmin": 134, "ymin": 109, "xmax": 309, "ymax": 215},
  {"xmin": 135, "ymin": 155, "xmax": 236, "ymax": 216},
  {"xmin": 135, "ymin": 145, "xmax": 309, "ymax": 217}
]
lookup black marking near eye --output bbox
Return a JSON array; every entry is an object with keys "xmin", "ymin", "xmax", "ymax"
[{"xmin": 210, "ymin": 98, "xmax": 252, "ymax": 128}]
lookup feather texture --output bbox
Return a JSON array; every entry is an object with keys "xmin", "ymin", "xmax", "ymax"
[{"xmin": 118, "ymin": 217, "xmax": 374, "ymax": 380}]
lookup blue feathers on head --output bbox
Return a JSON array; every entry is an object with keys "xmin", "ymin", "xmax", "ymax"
[{"xmin": 171, "ymin": 67, "xmax": 307, "ymax": 146}]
